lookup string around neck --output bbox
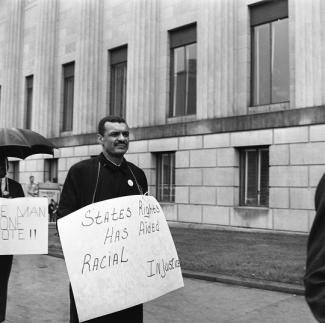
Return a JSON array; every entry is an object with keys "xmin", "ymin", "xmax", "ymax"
[
  {"xmin": 102, "ymin": 152, "xmax": 122, "ymax": 167},
  {"xmin": 127, "ymin": 164, "xmax": 143, "ymax": 195}
]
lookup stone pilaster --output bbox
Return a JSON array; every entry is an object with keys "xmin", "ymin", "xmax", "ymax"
[
  {"xmin": 33, "ymin": 0, "xmax": 58, "ymax": 137},
  {"xmin": 73, "ymin": 0, "xmax": 103, "ymax": 134},
  {"xmin": 127, "ymin": 0, "xmax": 159, "ymax": 127},
  {"xmin": 0, "ymin": 0, "xmax": 24, "ymax": 127},
  {"xmin": 291, "ymin": 0, "xmax": 324, "ymax": 108},
  {"xmin": 198, "ymin": 0, "xmax": 237, "ymax": 119}
]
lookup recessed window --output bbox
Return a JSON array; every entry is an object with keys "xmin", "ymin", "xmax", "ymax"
[
  {"xmin": 44, "ymin": 158, "xmax": 58, "ymax": 183},
  {"xmin": 250, "ymin": 0, "xmax": 289, "ymax": 106},
  {"xmin": 169, "ymin": 23, "xmax": 197, "ymax": 117},
  {"xmin": 156, "ymin": 152, "xmax": 175, "ymax": 203},
  {"xmin": 7, "ymin": 161, "xmax": 19, "ymax": 182},
  {"xmin": 239, "ymin": 147, "xmax": 269, "ymax": 207},
  {"xmin": 62, "ymin": 62, "xmax": 75, "ymax": 132},
  {"xmin": 25, "ymin": 75, "xmax": 33, "ymax": 129},
  {"xmin": 109, "ymin": 45, "xmax": 127, "ymax": 118}
]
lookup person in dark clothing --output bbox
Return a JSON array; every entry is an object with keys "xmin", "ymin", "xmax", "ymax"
[
  {"xmin": 58, "ymin": 116, "xmax": 148, "ymax": 323},
  {"xmin": 48, "ymin": 198, "xmax": 58, "ymax": 222},
  {"xmin": 305, "ymin": 173, "xmax": 325, "ymax": 322},
  {"xmin": 0, "ymin": 155, "xmax": 24, "ymax": 323}
]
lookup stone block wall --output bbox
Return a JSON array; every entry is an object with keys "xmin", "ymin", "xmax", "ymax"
[{"xmin": 14, "ymin": 123, "xmax": 322, "ymax": 232}]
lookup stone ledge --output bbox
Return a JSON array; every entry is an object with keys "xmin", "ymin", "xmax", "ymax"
[{"xmin": 49, "ymin": 106, "xmax": 325, "ymax": 148}]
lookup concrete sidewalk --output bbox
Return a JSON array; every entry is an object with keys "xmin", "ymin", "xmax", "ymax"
[{"xmin": 5, "ymin": 255, "xmax": 316, "ymax": 323}]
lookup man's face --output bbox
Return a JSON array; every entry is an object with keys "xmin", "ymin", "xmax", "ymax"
[
  {"xmin": 30, "ymin": 176, "xmax": 34, "ymax": 183},
  {"xmin": 98, "ymin": 122, "xmax": 129, "ymax": 157},
  {"xmin": 0, "ymin": 157, "xmax": 7, "ymax": 178}
]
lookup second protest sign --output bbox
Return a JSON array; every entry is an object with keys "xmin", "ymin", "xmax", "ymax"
[{"xmin": 0, "ymin": 197, "xmax": 48, "ymax": 255}]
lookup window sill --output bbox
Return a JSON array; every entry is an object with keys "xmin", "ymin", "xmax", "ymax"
[
  {"xmin": 234, "ymin": 206, "xmax": 269, "ymax": 217},
  {"xmin": 60, "ymin": 130, "xmax": 73, "ymax": 137},
  {"xmin": 158, "ymin": 201, "xmax": 175, "ymax": 206},
  {"xmin": 167, "ymin": 114, "xmax": 196, "ymax": 124},
  {"xmin": 248, "ymin": 102, "xmax": 289, "ymax": 114}
]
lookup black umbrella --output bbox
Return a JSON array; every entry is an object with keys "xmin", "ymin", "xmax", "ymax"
[{"xmin": 0, "ymin": 128, "xmax": 56, "ymax": 159}]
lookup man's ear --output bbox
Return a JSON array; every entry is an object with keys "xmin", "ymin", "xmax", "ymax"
[{"xmin": 97, "ymin": 134, "xmax": 103, "ymax": 145}]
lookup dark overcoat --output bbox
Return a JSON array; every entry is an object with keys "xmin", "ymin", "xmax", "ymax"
[
  {"xmin": 58, "ymin": 153, "xmax": 148, "ymax": 323},
  {"xmin": 305, "ymin": 173, "xmax": 325, "ymax": 322},
  {"xmin": 0, "ymin": 178, "xmax": 24, "ymax": 322}
]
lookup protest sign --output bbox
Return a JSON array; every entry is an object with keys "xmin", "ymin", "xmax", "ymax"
[
  {"xmin": 58, "ymin": 195, "xmax": 184, "ymax": 322},
  {"xmin": 0, "ymin": 197, "xmax": 48, "ymax": 255}
]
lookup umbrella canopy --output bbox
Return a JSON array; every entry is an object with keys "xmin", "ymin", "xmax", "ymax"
[{"xmin": 0, "ymin": 128, "xmax": 56, "ymax": 159}]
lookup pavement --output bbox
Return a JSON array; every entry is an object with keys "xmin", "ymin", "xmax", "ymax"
[{"xmin": 5, "ymin": 255, "xmax": 316, "ymax": 323}]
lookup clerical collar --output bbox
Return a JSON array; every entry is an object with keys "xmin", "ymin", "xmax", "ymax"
[{"xmin": 101, "ymin": 153, "xmax": 123, "ymax": 167}]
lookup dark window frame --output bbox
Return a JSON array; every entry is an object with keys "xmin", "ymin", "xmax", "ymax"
[
  {"xmin": 156, "ymin": 152, "xmax": 175, "ymax": 203},
  {"xmin": 169, "ymin": 23, "xmax": 197, "ymax": 117},
  {"xmin": 62, "ymin": 62, "xmax": 75, "ymax": 132},
  {"xmin": 44, "ymin": 158, "xmax": 58, "ymax": 183},
  {"xmin": 25, "ymin": 75, "xmax": 34, "ymax": 129},
  {"xmin": 109, "ymin": 45, "xmax": 127, "ymax": 118},
  {"xmin": 250, "ymin": 0, "xmax": 289, "ymax": 106},
  {"xmin": 8, "ymin": 160, "xmax": 19, "ymax": 182},
  {"xmin": 239, "ymin": 146, "xmax": 269, "ymax": 207}
]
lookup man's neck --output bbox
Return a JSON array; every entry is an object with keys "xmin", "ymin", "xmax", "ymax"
[{"xmin": 102, "ymin": 151, "xmax": 123, "ymax": 166}]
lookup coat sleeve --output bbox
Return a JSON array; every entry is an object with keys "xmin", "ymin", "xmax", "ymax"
[
  {"xmin": 16, "ymin": 183, "xmax": 24, "ymax": 197},
  {"xmin": 9, "ymin": 179, "xmax": 24, "ymax": 198},
  {"xmin": 304, "ymin": 173, "xmax": 325, "ymax": 322},
  {"xmin": 141, "ymin": 170, "xmax": 148, "ymax": 195},
  {"xmin": 57, "ymin": 167, "xmax": 79, "ymax": 220}
]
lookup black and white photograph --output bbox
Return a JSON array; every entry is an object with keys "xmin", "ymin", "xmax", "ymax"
[{"xmin": 0, "ymin": 0, "xmax": 323, "ymax": 322}]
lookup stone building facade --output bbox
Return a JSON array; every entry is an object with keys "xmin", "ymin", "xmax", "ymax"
[{"xmin": 0, "ymin": 0, "xmax": 323, "ymax": 232}]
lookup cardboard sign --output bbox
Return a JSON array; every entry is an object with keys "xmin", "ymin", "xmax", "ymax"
[
  {"xmin": 58, "ymin": 195, "xmax": 184, "ymax": 322},
  {"xmin": 0, "ymin": 197, "xmax": 48, "ymax": 255}
]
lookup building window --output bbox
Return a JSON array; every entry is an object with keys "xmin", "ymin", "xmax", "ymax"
[
  {"xmin": 44, "ymin": 158, "xmax": 58, "ymax": 183},
  {"xmin": 156, "ymin": 152, "xmax": 175, "ymax": 203},
  {"xmin": 239, "ymin": 147, "xmax": 269, "ymax": 207},
  {"xmin": 250, "ymin": 0, "xmax": 289, "ymax": 106},
  {"xmin": 7, "ymin": 161, "xmax": 19, "ymax": 182},
  {"xmin": 109, "ymin": 45, "xmax": 127, "ymax": 118},
  {"xmin": 62, "ymin": 62, "xmax": 75, "ymax": 132},
  {"xmin": 25, "ymin": 75, "xmax": 33, "ymax": 129},
  {"xmin": 169, "ymin": 23, "xmax": 197, "ymax": 117}
]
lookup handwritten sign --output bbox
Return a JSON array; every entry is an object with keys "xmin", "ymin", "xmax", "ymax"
[
  {"xmin": 58, "ymin": 195, "xmax": 184, "ymax": 322},
  {"xmin": 0, "ymin": 197, "xmax": 48, "ymax": 255}
]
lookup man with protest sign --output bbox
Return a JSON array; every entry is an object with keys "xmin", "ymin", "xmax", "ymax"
[
  {"xmin": 0, "ymin": 154, "xmax": 24, "ymax": 322},
  {"xmin": 58, "ymin": 116, "xmax": 148, "ymax": 323}
]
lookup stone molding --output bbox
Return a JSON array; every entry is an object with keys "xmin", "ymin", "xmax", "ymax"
[{"xmin": 50, "ymin": 106, "xmax": 325, "ymax": 147}]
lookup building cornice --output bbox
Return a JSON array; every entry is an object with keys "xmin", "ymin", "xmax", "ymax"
[{"xmin": 50, "ymin": 106, "xmax": 325, "ymax": 148}]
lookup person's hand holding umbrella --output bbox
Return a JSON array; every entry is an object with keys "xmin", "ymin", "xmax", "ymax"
[{"xmin": 0, "ymin": 128, "xmax": 56, "ymax": 322}]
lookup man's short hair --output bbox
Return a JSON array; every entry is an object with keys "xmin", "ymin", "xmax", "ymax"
[{"xmin": 97, "ymin": 116, "xmax": 127, "ymax": 136}]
